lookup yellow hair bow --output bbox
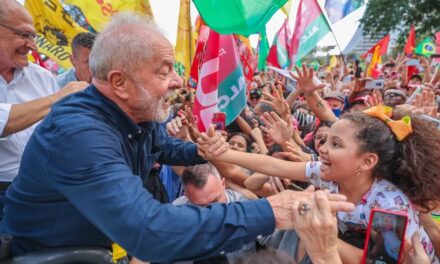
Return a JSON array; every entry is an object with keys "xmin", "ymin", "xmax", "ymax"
[{"xmin": 363, "ymin": 104, "xmax": 413, "ymax": 141}]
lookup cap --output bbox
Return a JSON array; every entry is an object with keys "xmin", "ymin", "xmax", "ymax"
[
  {"xmin": 384, "ymin": 89, "xmax": 407, "ymax": 99},
  {"xmin": 350, "ymin": 91, "xmax": 370, "ymax": 104},
  {"xmin": 323, "ymin": 91, "xmax": 345, "ymax": 103},
  {"xmin": 249, "ymin": 89, "xmax": 262, "ymax": 98}
]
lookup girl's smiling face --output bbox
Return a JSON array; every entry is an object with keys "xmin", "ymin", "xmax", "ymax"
[{"xmin": 318, "ymin": 119, "xmax": 366, "ymax": 182}]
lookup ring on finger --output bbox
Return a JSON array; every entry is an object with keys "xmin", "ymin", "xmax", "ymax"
[{"xmin": 298, "ymin": 202, "xmax": 311, "ymax": 216}]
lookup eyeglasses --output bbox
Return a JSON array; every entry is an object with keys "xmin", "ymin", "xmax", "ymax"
[
  {"xmin": 250, "ymin": 97, "xmax": 260, "ymax": 101},
  {"xmin": 0, "ymin": 23, "xmax": 37, "ymax": 42}
]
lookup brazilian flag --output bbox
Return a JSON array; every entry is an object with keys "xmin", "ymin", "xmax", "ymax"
[{"xmin": 415, "ymin": 37, "xmax": 435, "ymax": 57}]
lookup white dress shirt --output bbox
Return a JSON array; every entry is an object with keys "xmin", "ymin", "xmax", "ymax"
[{"xmin": 0, "ymin": 63, "xmax": 60, "ymax": 182}]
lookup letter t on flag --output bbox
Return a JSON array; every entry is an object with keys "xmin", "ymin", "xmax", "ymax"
[{"xmin": 193, "ymin": 29, "xmax": 247, "ymax": 132}]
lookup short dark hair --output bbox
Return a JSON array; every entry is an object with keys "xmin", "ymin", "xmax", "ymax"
[
  {"xmin": 182, "ymin": 164, "xmax": 220, "ymax": 189},
  {"xmin": 71, "ymin": 32, "xmax": 96, "ymax": 55}
]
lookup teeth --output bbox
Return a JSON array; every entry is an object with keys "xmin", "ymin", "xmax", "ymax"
[{"xmin": 164, "ymin": 91, "xmax": 177, "ymax": 102}]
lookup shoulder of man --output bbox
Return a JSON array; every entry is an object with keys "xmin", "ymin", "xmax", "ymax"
[
  {"xmin": 225, "ymin": 189, "xmax": 248, "ymax": 203},
  {"xmin": 172, "ymin": 195, "xmax": 190, "ymax": 206},
  {"xmin": 25, "ymin": 62, "xmax": 60, "ymax": 92}
]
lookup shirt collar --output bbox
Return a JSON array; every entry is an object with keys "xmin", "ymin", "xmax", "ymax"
[{"xmin": 88, "ymin": 85, "xmax": 149, "ymax": 139}]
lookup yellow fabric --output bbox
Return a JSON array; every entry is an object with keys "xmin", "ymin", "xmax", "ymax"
[
  {"xmin": 367, "ymin": 45, "xmax": 381, "ymax": 77},
  {"xmin": 326, "ymin": 55, "xmax": 338, "ymax": 72},
  {"xmin": 25, "ymin": 0, "xmax": 86, "ymax": 69},
  {"xmin": 236, "ymin": 35, "xmax": 254, "ymax": 56},
  {"xmin": 175, "ymin": 0, "xmax": 194, "ymax": 79},
  {"xmin": 64, "ymin": 0, "xmax": 155, "ymax": 32},
  {"xmin": 281, "ymin": 0, "xmax": 293, "ymax": 17},
  {"xmin": 111, "ymin": 243, "xmax": 127, "ymax": 263},
  {"xmin": 363, "ymin": 104, "xmax": 413, "ymax": 141}
]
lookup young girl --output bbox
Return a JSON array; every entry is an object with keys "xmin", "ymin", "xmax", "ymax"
[{"xmin": 198, "ymin": 106, "xmax": 440, "ymax": 263}]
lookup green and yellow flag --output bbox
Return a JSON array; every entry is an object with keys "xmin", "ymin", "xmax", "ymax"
[
  {"xmin": 25, "ymin": 0, "xmax": 87, "ymax": 69},
  {"xmin": 64, "ymin": 0, "xmax": 155, "ymax": 32},
  {"xmin": 415, "ymin": 37, "xmax": 435, "ymax": 57},
  {"xmin": 175, "ymin": 0, "xmax": 194, "ymax": 79}
]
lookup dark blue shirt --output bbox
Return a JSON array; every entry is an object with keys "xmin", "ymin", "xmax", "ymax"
[{"xmin": 1, "ymin": 86, "xmax": 275, "ymax": 262}]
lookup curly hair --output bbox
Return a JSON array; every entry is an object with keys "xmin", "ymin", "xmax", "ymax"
[{"xmin": 342, "ymin": 111, "xmax": 440, "ymax": 212}]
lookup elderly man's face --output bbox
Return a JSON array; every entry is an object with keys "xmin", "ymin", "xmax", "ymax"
[
  {"xmin": 0, "ymin": 7, "xmax": 36, "ymax": 69},
  {"xmin": 127, "ymin": 35, "xmax": 183, "ymax": 122}
]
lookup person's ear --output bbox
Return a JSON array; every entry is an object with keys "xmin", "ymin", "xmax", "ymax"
[
  {"xmin": 361, "ymin": 152, "xmax": 379, "ymax": 172},
  {"xmin": 221, "ymin": 178, "xmax": 226, "ymax": 188},
  {"xmin": 107, "ymin": 70, "xmax": 129, "ymax": 100},
  {"xmin": 69, "ymin": 54, "xmax": 75, "ymax": 66}
]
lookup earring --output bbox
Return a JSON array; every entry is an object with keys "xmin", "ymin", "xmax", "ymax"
[{"xmin": 355, "ymin": 167, "xmax": 361, "ymax": 177}]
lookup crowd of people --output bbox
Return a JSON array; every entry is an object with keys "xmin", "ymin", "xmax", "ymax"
[{"xmin": 0, "ymin": 0, "xmax": 439, "ymax": 263}]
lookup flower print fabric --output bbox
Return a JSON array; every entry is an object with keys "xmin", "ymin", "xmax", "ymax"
[{"xmin": 305, "ymin": 161, "xmax": 438, "ymax": 263}]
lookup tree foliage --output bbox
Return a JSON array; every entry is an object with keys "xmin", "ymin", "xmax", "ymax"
[{"xmin": 360, "ymin": 0, "xmax": 440, "ymax": 46}]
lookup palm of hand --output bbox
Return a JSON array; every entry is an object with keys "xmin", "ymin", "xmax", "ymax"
[{"xmin": 270, "ymin": 121, "xmax": 293, "ymax": 144}]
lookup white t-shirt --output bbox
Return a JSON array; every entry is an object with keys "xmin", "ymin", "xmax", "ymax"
[{"xmin": 0, "ymin": 63, "xmax": 60, "ymax": 181}]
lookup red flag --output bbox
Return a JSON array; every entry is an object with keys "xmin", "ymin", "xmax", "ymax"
[
  {"xmin": 234, "ymin": 35, "xmax": 255, "ymax": 85},
  {"xmin": 361, "ymin": 34, "xmax": 390, "ymax": 59},
  {"xmin": 435, "ymin": 32, "xmax": 440, "ymax": 54},
  {"xmin": 188, "ymin": 25, "xmax": 210, "ymax": 88},
  {"xmin": 267, "ymin": 19, "xmax": 290, "ymax": 69},
  {"xmin": 193, "ymin": 29, "xmax": 247, "ymax": 132},
  {"xmin": 267, "ymin": 43, "xmax": 281, "ymax": 68},
  {"xmin": 31, "ymin": 51, "xmax": 47, "ymax": 69},
  {"xmin": 404, "ymin": 25, "xmax": 416, "ymax": 55}
]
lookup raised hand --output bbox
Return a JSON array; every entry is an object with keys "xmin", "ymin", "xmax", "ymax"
[
  {"xmin": 411, "ymin": 89, "xmax": 438, "ymax": 117},
  {"xmin": 278, "ymin": 141, "xmax": 312, "ymax": 162},
  {"xmin": 166, "ymin": 115, "xmax": 189, "ymax": 140},
  {"xmin": 290, "ymin": 64, "xmax": 326, "ymax": 94},
  {"xmin": 183, "ymin": 105, "xmax": 201, "ymax": 141},
  {"xmin": 260, "ymin": 111, "xmax": 293, "ymax": 145},
  {"xmin": 260, "ymin": 84, "xmax": 290, "ymax": 117}
]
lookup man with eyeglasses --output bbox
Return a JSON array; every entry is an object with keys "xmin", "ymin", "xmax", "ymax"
[{"xmin": 0, "ymin": 0, "xmax": 88, "ymax": 219}]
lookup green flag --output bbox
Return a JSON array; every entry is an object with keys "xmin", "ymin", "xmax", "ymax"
[
  {"xmin": 193, "ymin": 0, "xmax": 288, "ymax": 36},
  {"xmin": 415, "ymin": 37, "xmax": 435, "ymax": 57},
  {"xmin": 257, "ymin": 29, "xmax": 270, "ymax": 70}
]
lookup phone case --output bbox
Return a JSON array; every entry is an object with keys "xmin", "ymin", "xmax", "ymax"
[{"xmin": 361, "ymin": 208, "xmax": 408, "ymax": 264}]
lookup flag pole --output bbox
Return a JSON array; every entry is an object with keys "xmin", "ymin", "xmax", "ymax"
[{"xmin": 315, "ymin": 0, "xmax": 346, "ymax": 65}]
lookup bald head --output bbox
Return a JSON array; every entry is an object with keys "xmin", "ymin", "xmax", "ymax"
[
  {"xmin": 0, "ymin": 0, "xmax": 31, "ymax": 24},
  {"xmin": 89, "ymin": 12, "xmax": 168, "ymax": 81}
]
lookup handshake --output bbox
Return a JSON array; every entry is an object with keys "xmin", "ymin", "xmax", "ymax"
[{"xmin": 196, "ymin": 125, "xmax": 229, "ymax": 160}]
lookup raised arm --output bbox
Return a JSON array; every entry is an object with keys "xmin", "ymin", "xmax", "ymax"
[
  {"xmin": 1, "ymin": 81, "xmax": 88, "ymax": 137},
  {"xmin": 291, "ymin": 65, "xmax": 337, "ymax": 123}
]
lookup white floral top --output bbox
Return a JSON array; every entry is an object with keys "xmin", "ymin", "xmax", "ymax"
[{"xmin": 306, "ymin": 161, "xmax": 438, "ymax": 263}]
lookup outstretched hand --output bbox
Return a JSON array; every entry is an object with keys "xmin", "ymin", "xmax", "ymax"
[
  {"xmin": 196, "ymin": 125, "xmax": 228, "ymax": 160},
  {"xmin": 260, "ymin": 84, "xmax": 290, "ymax": 117},
  {"xmin": 290, "ymin": 64, "xmax": 326, "ymax": 94},
  {"xmin": 260, "ymin": 112, "xmax": 293, "ymax": 145}
]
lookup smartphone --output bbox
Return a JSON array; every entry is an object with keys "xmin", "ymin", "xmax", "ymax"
[
  {"xmin": 212, "ymin": 112, "xmax": 226, "ymax": 131},
  {"xmin": 365, "ymin": 80, "xmax": 385, "ymax": 89},
  {"xmin": 362, "ymin": 209, "xmax": 408, "ymax": 264},
  {"xmin": 342, "ymin": 75, "xmax": 354, "ymax": 83},
  {"xmin": 405, "ymin": 59, "xmax": 420, "ymax": 66},
  {"xmin": 366, "ymin": 53, "xmax": 373, "ymax": 63}
]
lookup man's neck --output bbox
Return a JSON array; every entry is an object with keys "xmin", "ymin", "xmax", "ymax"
[
  {"xmin": 0, "ymin": 66, "xmax": 16, "ymax": 84},
  {"xmin": 93, "ymin": 79, "xmax": 142, "ymax": 124}
]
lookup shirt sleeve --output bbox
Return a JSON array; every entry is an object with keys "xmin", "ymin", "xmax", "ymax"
[
  {"xmin": 156, "ymin": 124, "xmax": 206, "ymax": 166},
  {"xmin": 305, "ymin": 161, "xmax": 338, "ymax": 192},
  {"xmin": 46, "ymin": 126, "xmax": 275, "ymax": 262},
  {"xmin": 0, "ymin": 103, "xmax": 12, "ymax": 137}
]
